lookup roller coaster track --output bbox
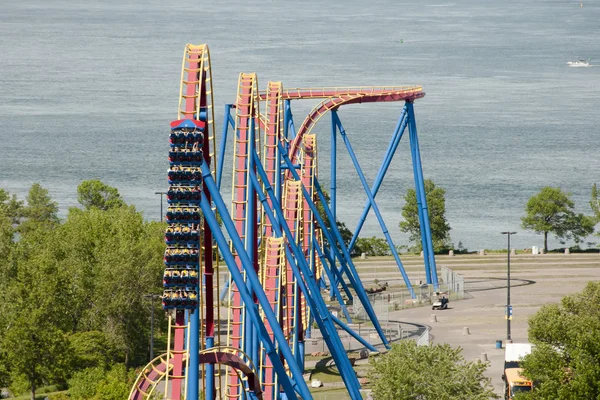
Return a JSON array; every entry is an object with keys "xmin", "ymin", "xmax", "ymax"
[
  {"xmin": 281, "ymin": 179, "xmax": 302, "ymax": 349},
  {"xmin": 256, "ymin": 81, "xmax": 285, "ymax": 400},
  {"xmin": 129, "ymin": 347, "xmax": 263, "ymax": 400},
  {"xmin": 130, "ymin": 43, "xmax": 219, "ymax": 400},
  {"xmin": 278, "ymin": 86, "xmax": 424, "ymax": 163},
  {"xmin": 258, "ymin": 237, "xmax": 285, "ymax": 400},
  {"xmin": 227, "ymin": 72, "xmax": 261, "ymax": 399},
  {"xmin": 300, "ymin": 134, "xmax": 318, "ymax": 333}
]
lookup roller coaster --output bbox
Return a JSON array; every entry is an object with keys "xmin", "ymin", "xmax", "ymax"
[{"xmin": 129, "ymin": 44, "xmax": 438, "ymax": 400}]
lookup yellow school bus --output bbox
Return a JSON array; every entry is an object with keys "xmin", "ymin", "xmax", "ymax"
[{"xmin": 503, "ymin": 368, "xmax": 532, "ymax": 399}]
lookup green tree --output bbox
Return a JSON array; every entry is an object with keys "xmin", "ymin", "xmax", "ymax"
[
  {"xmin": 368, "ymin": 341, "xmax": 497, "ymax": 400},
  {"xmin": 0, "ymin": 188, "xmax": 24, "ymax": 225},
  {"xmin": 591, "ymin": 183, "xmax": 600, "ymax": 224},
  {"xmin": 19, "ymin": 183, "xmax": 59, "ymax": 234},
  {"xmin": 69, "ymin": 364, "xmax": 135, "ymax": 400},
  {"xmin": 515, "ymin": 282, "xmax": 600, "ymax": 399},
  {"xmin": 0, "ymin": 195, "xmax": 165, "ymax": 395},
  {"xmin": 77, "ymin": 180, "xmax": 125, "ymax": 211},
  {"xmin": 0, "ymin": 232, "xmax": 73, "ymax": 400},
  {"xmin": 355, "ymin": 236, "xmax": 391, "ymax": 256},
  {"xmin": 69, "ymin": 331, "xmax": 117, "ymax": 370},
  {"xmin": 399, "ymin": 179, "xmax": 452, "ymax": 253},
  {"xmin": 316, "ymin": 190, "xmax": 353, "ymax": 250},
  {"xmin": 521, "ymin": 187, "xmax": 595, "ymax": 252}
]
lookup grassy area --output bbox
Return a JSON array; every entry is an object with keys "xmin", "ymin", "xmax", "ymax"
[
  {"xmin": 6, "ymin": 390, "xmax": 67, "ymax": 400},
  {"xmin": 309, "ymin": 363, "xmax": 343, "ymax": 384},
  {"xmin": 311, "ymin": 387, "xmax": 352, "ymax": 400}
]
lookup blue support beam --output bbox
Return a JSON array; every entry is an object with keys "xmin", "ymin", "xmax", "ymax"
[
  {"xmin": 249, "ymin": 156, "xmax": 363, "ymax": 399},
  {"xmin": 199, "ymin": 163, "xmax": 311, "ymax": 400},
  {"xmin": 334, "ymin": 112, "xmax": 415, "ymax": 297},
  {"xmin": 277, "ymin": 142, "xmax": 390, "ymax": 348},
  {"xmin": 330, "ymin": 112, "xmax": 338, "ymax": 298},
  {"xmin": 330, "ymin": 314, "xmax": 378, "ymax": 353},
  {"xmin": 348, "ymin": 107, "xmax": 408, "ymax": 253},
  {"xmin": 406, "ymin": 102, "xmax": 439, "ymax": 288},
  {"xmin": 313, "ymin": 239, "xmax": 352, "ymax": 322},
  {"xmin": 217, "ymin": 104, "xmax": 235, "ymax": 190},
  {"xmin": 314, "ymin": 237, "xmax": 353, "ymax": 302}
]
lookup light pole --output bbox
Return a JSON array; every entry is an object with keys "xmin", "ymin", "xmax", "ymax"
[
  {"xmin": 155, "ymin": 191, "xmax": 167, "ymax": 222},
  {"xmin": 144, "ymin": 293, "xmax": 161, "ymax": 361},
  {"xmin": 501, "ymin": 231, "xmax": 516, "ymax": 341}
]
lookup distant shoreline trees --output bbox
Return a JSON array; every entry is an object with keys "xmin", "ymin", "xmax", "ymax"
[
  {"xmin": 521, "ymin": 186, "xmax": 595, "ymax": 253},
  {"xmin": 0, "ymin": 181, "xmax": 164, "ymax": 399},
  {"xmin": 399, "ymin": 179, "xmax": 452, "ymax": 253}
]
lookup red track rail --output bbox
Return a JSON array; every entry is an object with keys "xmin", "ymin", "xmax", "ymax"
[
  {"xmin": 227, "ymin": 72, "xmax": 259, "ymax": 399},
  {"xmin": 287, "ymin": 87, "xmax": 424, "ymax": 164}
]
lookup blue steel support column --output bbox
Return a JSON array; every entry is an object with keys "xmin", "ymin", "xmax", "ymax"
[
  {"xmin": 314, "ymin": 241, "xmax": 353, "ymax": 319},
  {"xmin": 334, "ymin": 113, "xmax": 415, "ymax": 295},
  {"xmin": 199, "ymin": 164, "xmax": 311, "ymax": 400},
  {"xmin": 217, "ymin": 104, "xmax": 235, "ymax": 190},
  {"xmin": 187, "ymin": 271, "xmax": 200, "ymax": 399},
  {"xmin": 317, "ymin": 241, "xmax": 354, "ymax": 302},
  {"xmin": 283, "ymin": 99, "xmax": 292, "ymax": 140},
  {"xmin": 348, "ymin": 107, "xmax": 408, "ymax": 252},
  {"xmin": 249, "ymin": 160, "xmax": 363, "ymax": 399},
  {"xmin": 330, "ymin": 314, "xmax": 377, "ymax": 352},
  {"xmin": 204, "ymin": 336, "xmax": 214, "ymax": 400},
  {"xmin": 246, "ymin": 116, "xmax": 259, "ymax": 367},
  {"xmin": 329, "ymin": 111, "xmax": 338, "ymax": 298},
  {"xmin": 277, "ymin": 144, "xmax": 392, "ymax": 347},
  {"xmin": 406, "ymin": 102, "xmax": 439, "ymax": 288}
]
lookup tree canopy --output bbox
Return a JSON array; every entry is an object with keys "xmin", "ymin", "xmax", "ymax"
[
  {"xmin": 521, "ymin": 187, "xmax": 595, "ymax": 252},
  {"xmin": 0, "ymin": 183, "xmax": 165, "ymax": 398},
  {"xmin": 368, "ymin": 340, "xmax": 498, "ymax": 400},
  {"xmin": 399, "ymin": 179, "xmax": 452, "ymax": 253},
  {"xmin": 76, "ymin": 180, "xmax": 126, "ymax": 211},
  {"xmin": 516, "ymin": 282, "xmax": 600, "ymax": 399}
]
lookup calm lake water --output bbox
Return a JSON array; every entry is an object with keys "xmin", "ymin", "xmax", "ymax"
[{"xmin": 1, "ymin": 0, "xmax": 599, "ymax": 251}]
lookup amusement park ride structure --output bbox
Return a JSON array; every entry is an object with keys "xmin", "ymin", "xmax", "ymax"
[{"xmin": 129, "ymin": 44, "xmax": 438, "ymax": 400}]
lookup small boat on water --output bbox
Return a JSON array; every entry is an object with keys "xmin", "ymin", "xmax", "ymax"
[{"xmin": 567, "ymin": 59, "xmax": 591, "ymax": 67}]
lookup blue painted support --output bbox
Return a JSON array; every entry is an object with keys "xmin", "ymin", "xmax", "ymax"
[
  {"xmin": 284, "ymin": 99, "xmax": 297, "ymax": 141},
  {"xmin": 186, "ymin": 287, "xmax": 200, "ymax": 399},
  {"xmin": 329, "ymin": 112, "xmax": 338, "ymax": 298},
  {"xmin": 205, "ymin": 336, "xmax": 214, "ymax": 400},
  {"xmin": 294, "ymin": 285, "xmax": 303, "ymax": 368},
  {"xmin": 313, "ymin": 240, "xmax": 352, "ymax": 322},
  {"xmin": 348, "ymin": 107, "xmax": 408, "ymax": 252},
  {"xmin": 283, "ymin": 99, "xmax": 291, "ymax": 140},
  {"xmin": 219, "ymin": 277, "xmax": 231, "ymax": 302},
  {"xmin": 247, "ymin": 116, "xmax": 259, "ymax": 366},
  {"xmin": 217, "ymin": 104, "xmax": 235, "ymax": 190},
  {"xmin": 249, "ymin": 158, "xmax": 363, "ymax": 399},
  {"xmin": 278, "ymin": 142, "xmax": 390, "ymax": 348},
  {"xmin": 316, "ymin": 238, "xmax": 353, "ymax": 302},
  {"xmin": 406, "ymin": 102, "xmax": 439, "ymax": 288},
  {"xmin": 334, "ymin": 113, "xmax": 415, "ymax": 297},
  {"xmin": 330, "ymin": 314, "xmax": 378, "ymax": 353},
  {"xmin": 199, "ymin": 164, "xmax": 311, "ymax": 400}
]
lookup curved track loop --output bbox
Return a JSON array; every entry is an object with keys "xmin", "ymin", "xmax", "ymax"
[
  {"xmin": 129, "ymin": 347, "xmax": 262, "ymax": 400},
  {"xmin": 200, "ymin": 347, "xmax": 263, "ymax": 400},
  {"xmin": 286, "ymin": 86, "xmax": 424, "ymax": 163},
  {"xmin": 129, "ymin": 353, "xmax": 185, "ymax": 400},
  {"xmin": 258, "ymin": 85, "xmax": 423, "ymax": 101}
]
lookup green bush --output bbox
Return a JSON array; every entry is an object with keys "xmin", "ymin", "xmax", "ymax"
[
  {"xmin": 48, "ymin": 393, "xmax": 70, "ymax": 400},
  {"xmin": 68, "ymin": 364, "xmax": 133, "ymax": 400}
]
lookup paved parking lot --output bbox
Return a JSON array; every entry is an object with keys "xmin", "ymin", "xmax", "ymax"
[{"xmin": 368, "ymin": 253, "xmax": 600, "ymax": 396}]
